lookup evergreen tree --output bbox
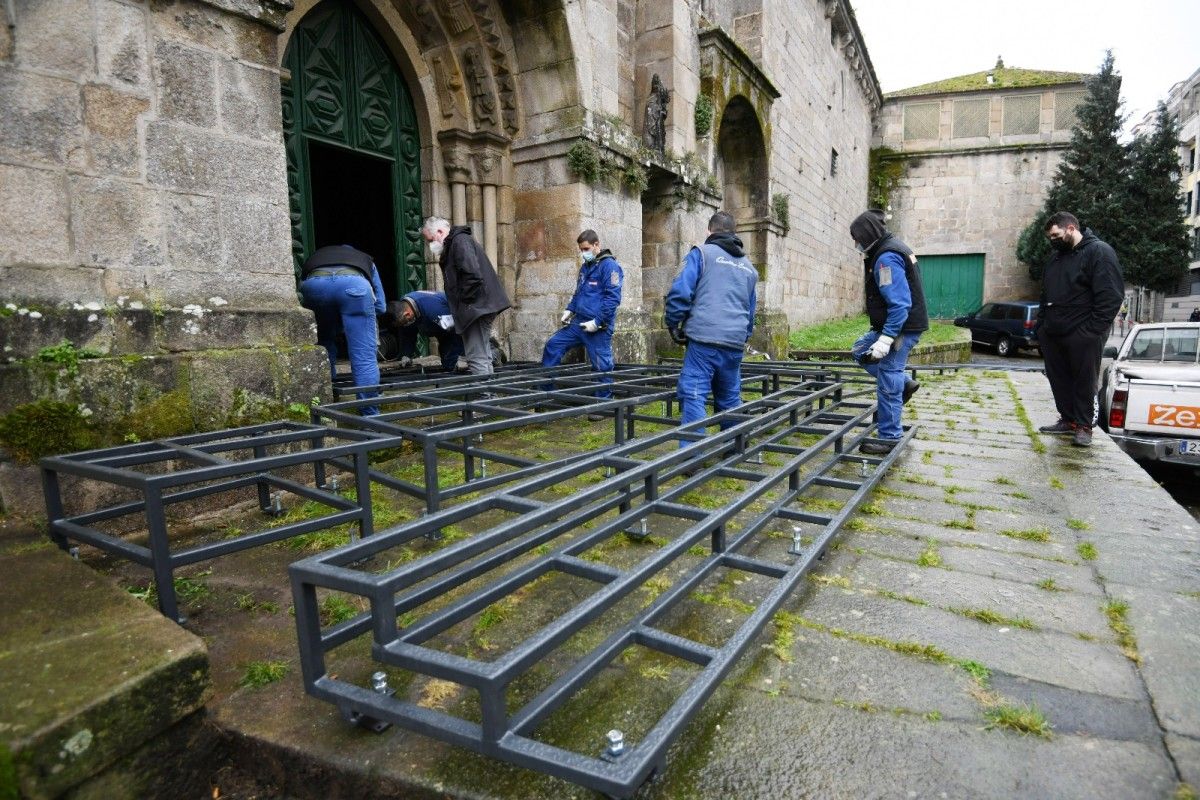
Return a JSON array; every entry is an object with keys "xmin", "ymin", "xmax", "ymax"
[
  {"xmin": 1124, "ymin": 103, "xmax": 1190, "ymax": 292},
  {"xmin": 1018, "ymin": 51, "xmax": 1128, "ymax": 280}
]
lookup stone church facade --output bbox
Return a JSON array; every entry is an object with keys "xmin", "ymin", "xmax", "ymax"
[{"xmin": 0, "ymin": 0, "xmax": 881, "ymax": 508}]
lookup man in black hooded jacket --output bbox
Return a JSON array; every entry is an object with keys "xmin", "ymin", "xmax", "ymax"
[
  {"xmin": 421, "ymin": 216, "xmax": 511, "ymax": 375},
  {"xmin": 1036, "ymin": 211, "xmax": 1124, "ymax": 447}
]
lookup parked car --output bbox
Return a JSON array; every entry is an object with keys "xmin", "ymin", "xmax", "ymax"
[
  {"xmin": 953, "ymin": 300, "xmax": 1041, "ymax": 357},
  {"xmin": 1099, "ymin": 322, "xmax": 1200, "ymax": 466}
]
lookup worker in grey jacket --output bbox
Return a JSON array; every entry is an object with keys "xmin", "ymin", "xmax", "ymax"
[{"xmin": 664, "ymin": 211, "xmax": 757, "ymax": 443}]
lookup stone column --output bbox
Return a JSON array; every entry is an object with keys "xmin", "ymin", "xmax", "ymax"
[
  {"xmin": 482, "ymin": 183, "xmax": 498, "ymax": 266},
  {"xmin": 451, "ymin": 181, "xmax": 468, "ymax": 225},
  {"xmin": 477, "ymin": 151, "xmax": 502, "ymax": 266}
]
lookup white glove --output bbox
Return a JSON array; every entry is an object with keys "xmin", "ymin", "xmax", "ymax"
[
  {"xmin": 436, "ymin": 314, "xmax": 455, "ymax": 331},
  {"xmin": 868, "ymin": 335, "xmax": 894, "ymax": 361},
  {"xmin": 580, "ymin": 319, "xmax": 599, "ymax": 333},
  {"xmin": 560, "ymin": 310, "xmax": 573, "ymax": 326}
]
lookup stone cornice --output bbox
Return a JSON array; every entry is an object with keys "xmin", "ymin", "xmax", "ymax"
[
  {"xmin": 195, "ymin": 0, "xmax": 294, "ymax": 31},
  {"xmin": 877, "ymin": 141, "xmax": 1069, "ymax": 160},
  {"xmin": 698, "ymin": 27, "xmax": 780, "ymax": 101},
  {"xmin": 825, "ymin": 0, "xmax": 882, "ymax": 110}
]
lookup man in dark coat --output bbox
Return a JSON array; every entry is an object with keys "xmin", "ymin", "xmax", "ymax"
[
  {"xmin": 1036, "ymin": 211, "xmax": 1124, "ymax": 447},
  {"xmin": 421, "ymin": 217, "xmax": 511, "ymax": 375}
]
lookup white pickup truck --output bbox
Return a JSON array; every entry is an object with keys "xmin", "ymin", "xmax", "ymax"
[{"xmin": 1099, "ymin": 322, "xmax": 1200, "ymax": 466}]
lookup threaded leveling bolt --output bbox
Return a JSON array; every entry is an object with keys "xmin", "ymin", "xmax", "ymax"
[{"xmin": 605, "ymin": 729, "xmax": 624, "ymax": 757}]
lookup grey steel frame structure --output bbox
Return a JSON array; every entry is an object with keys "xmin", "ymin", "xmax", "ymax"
[
  {"xmin": 290, "ymin": 380, "xmax": 910, "ymax": 797},
  {"xmin": 315, "ymin": 363, "xmax": 851, "ymax": 515},
  {"xmin": 40, "ymin": 422, "xmax": 398, "ymax": 621}
]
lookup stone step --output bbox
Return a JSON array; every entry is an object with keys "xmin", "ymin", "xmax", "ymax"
[{"xmin": 0, "ymin": 545, "xmax": 209, "ymax": 799}]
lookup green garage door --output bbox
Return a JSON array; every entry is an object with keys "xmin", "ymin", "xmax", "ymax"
[{"xmin": 917, "ymin": 253, "xmax": 985, "ymax": 319}]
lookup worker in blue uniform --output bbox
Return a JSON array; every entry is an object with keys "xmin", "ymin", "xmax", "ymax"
[
  {"xmin": 541, "ymin": 229, "xmax": 624, "ymax": 399},
  {"xmin": 384, "ymin": 290, "xmax": 465, "ymax": 372},
  {"xmin": 664, "ymin": 211, "xmax": 757, "ymax": 446},
  {"xmin": 848, "ymin": 209, "xmax": 928, "ymax": 455},
  {"xmin": 299, "ymin": 244, "xmax": 387, "ymax": 416}
]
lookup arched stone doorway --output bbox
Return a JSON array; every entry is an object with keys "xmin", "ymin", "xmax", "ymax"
[
  {"xmin": 281, "ymin": 0, "xmax": 424, "ymax": 302},
  {"xmin": 715, "ymin": 95, "xmax": 769, "ymax": 273}
]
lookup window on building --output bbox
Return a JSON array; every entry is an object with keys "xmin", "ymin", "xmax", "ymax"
[
  {"xmin": 902, "ymin": 102, "xmax": 939, "ymax": 141},
  {"xmin": 952, "ymin": 98, "xmax": 990, "ymax": 138},
  {"xmin": 830, "ymin": 148, "xmax": 839, "ymax": 176},
  {"xmin": 1193, "ymin": 228, "xmax": 1200, "ymax": 261},
  {"xmin": 1185, "ymin": 191, "xmax": 1194, "ymax": 216},
  {"xmin": 1054, "ymin": 90, "xmax": 1086, "ymax": 130},
  {"xmin": 1189, "ymin": 144, "xmax": 1196, "ymax": 173},
  {"xmin": 1003, "ymin": 94, "xmax": 1041, "ymax": 135}
]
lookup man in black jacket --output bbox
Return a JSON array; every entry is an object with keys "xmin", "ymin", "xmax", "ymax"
[
  {"xmin": 421, "ymin": 217, "xmax": 511, "ymax": 375},
  {"xmin": 1036, "ymin": 211, "xmax": 1124, "ymax": 447}
]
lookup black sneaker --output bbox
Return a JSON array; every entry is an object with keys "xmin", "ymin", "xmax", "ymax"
[
  {"xmin": 1039, "ymin": 419, "xmax": 1073, "ymax": 435},
  {"xmin": 902, "ymin": 378, "xmax": 920, "ymax": 405},
  {"xmin": 859, "ymin": 439, "xmax": 899, "ymax": 456},
  {"xmin": 1072, "ymin": 426, "xmax": 1093, "ymax": 447}
]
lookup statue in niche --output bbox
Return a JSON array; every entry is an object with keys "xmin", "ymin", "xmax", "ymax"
[
  {"xmin": 642, "ymin": 73, "xmax": 670, "ymax": 154},
  {"xmin": 463, "ymin": 46, "xmax": 497, "ymax": 128}
]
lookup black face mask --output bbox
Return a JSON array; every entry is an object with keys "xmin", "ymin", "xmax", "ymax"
[{"xmin": 1050, "ymin": 238, "xmax": 1074, "ymax": 253}]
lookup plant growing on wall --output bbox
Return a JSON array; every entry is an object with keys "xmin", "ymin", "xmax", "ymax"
[
  {"xmin": 867, "ymin": 147, "xmax": 906, "ymax": 210},
  {"xmin": 694, "ymin": 93, "xmax": 714, "ymax": 138},
  {"xmin": 567, "ymin": 141, "xmax": 601, "ymax": 183},
  {"xmin": 623, "ymin": 162, "xmax": 649, "ymax": 193},
  {"xmin": 772, "ymin": 193, "xmax": 791, "ymax": 233}
]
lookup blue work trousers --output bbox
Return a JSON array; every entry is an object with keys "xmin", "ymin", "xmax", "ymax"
[
  {"xmin": 542, "ymin": 325, "xmax": 615, "ymax": 399},
  {"xmin": 677, "ymin": 341, "xmax": 744, "ymax": 446},
  {"xmin": 301, "ymin": 274, "xmax": 380, "ymax": 415},
  {"xmin": 851, "ymin": 331, "xmax": 920, "ymax": 440}
]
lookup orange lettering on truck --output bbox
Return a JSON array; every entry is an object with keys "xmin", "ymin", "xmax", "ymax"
[{"xmin": 1149, "ymin": 405, "xmax": 1200, "ymax": 429}]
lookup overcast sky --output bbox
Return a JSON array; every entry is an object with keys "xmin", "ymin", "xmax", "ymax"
[{"xmin": 849, "ymin": 0, "xmax": 1199, "ymax": 136}]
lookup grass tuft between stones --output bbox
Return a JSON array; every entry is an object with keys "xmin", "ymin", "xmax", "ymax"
[
  {"xmin": 984, "ymin": 702, "xmax": 1053, "ymax": 738},
  {"xmin": 241, "ymin": 660, "xmax": 288, "ymax": 688}
]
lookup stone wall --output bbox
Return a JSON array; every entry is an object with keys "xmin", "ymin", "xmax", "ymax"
[
  {"xmin": 0, "ymin": 0, "xmax": 325, "ymax": 507},
  {"xmin": 738, "ymin": 0, "xmax": 876, "ymax": 327},
  {"xmin": 1, "ymin": 0, "xmax": 299, "ymax": 311},
  {"xmin": 874, "ymin": 85, "xmax": 1081, "ymax": 304},
  {"xmin": 885, "ymin": 148, "xmax": 1064, "ymax": 301}
]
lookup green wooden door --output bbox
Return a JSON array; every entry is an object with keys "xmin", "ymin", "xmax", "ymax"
[
  {"xmin": 917, "ymin": 254, "xmax": 985, "ymax": 318},
  {"xmin": 281, "ymin": 0, "xmax": 424, "ymax": 298}
]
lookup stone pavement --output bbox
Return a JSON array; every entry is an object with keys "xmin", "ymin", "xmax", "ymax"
[
  {"xmin": 3, "ymin": 367, "xmax": 1197, "ymax": 799},
  {"xmin": 207, "ymin": 368, "xmax": 1198, "ymax": 799},
  {"xmin": 639, "ymin": 368, "xmax": 1198, "ymax": 799}
]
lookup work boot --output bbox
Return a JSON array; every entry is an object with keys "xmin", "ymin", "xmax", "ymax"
[
  {"xmin": 859, "ymin": 439, "xmax": 899, "ymax": 456},
  {"xmin": 1072, "ymin": 426, "xmax": 1093, "ymax": 447},
  {"xmin": 902, "ymin": 378, "xmax": 920, "ymax": 405},
  {"xmin": 1038, "ymin": 418, "xmax": 1073, "ymax": 435}
]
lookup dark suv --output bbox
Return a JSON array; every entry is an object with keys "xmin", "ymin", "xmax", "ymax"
[{"xmin": 953, "ymin": 301, "xmax": 1041, "ymax": 356}]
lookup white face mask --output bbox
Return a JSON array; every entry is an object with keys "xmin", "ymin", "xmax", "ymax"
[{"xmin": 428, "ymin": 240, "xmax": 443, "ymax": 257}]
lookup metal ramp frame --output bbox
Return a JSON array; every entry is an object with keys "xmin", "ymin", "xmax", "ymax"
[
  {"xmin": 315, "ymin": 363, "xmax": 850, "ymax": 514},
  {"xmin": 40, "ymin": 422, "xmax": 398, "ymax": 621},
  {"xmin": 290, "ymin": 380, "xmax": 912, "ymax": 797}
]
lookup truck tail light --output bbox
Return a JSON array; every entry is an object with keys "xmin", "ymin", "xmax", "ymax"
[
  {"xmin": 1024, "ymin": 319, "xmax": 1035, "ymax": 330},
  {"xmin": 1109, "ymin": 389, "xmax": 1127, "ymax": 429}
]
